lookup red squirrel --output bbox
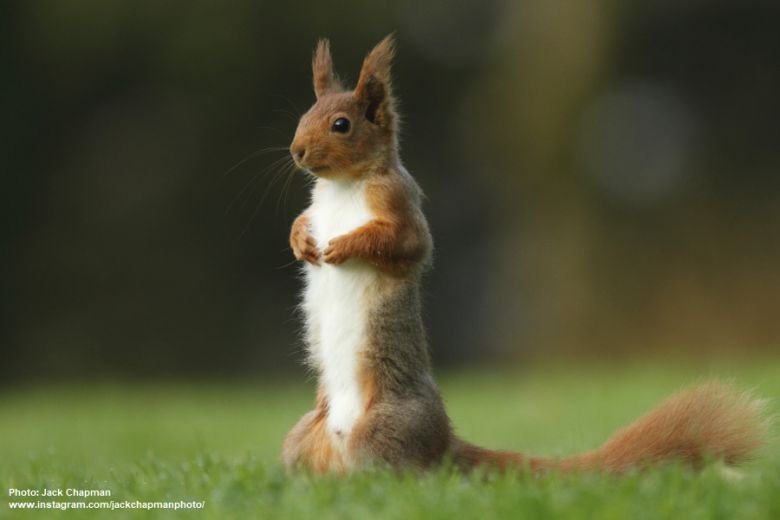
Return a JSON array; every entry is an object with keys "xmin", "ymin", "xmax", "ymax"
[{"xmin": 281, "ymin": 35, "xmax": 767, "ymax": 473}]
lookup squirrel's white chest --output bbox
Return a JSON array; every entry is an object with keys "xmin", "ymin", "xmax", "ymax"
[
  {"xmin": 303, "ymin": 179, "xmax": 376, "ymax": 446},
  {"xmin": 307, "ymin": 179, "xmax": 372, "ymax": 244}
]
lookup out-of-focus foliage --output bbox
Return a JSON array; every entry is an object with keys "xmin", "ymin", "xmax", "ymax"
[{"xmin": 2, "ymin": 1, "xmax": 779, "ymax": 381}]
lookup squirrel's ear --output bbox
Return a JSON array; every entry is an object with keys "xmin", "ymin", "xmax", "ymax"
[
  {"xmin": 312, "ymin": 39, "xmax": 340, "ymax": 98},
  {"xmin": 354, "ymin": 34, "xmax": 396, "ymax": 128}
]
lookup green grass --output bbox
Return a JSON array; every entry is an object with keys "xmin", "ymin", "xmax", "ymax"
[{"xmin": 2, "ymin": 359, "xmax": 779, "ymax": 519}]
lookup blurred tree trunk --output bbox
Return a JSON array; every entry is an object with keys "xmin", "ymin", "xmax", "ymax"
[{"xmin": 464, "ymin": 0, "xmax": 615, "ymax": 355}]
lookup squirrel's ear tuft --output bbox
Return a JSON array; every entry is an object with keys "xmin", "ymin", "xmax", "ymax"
[
  {"xmin": 312, "ymin": 39, "xmax": 341, "ymax": 98},
  {"xmin": 354, "ymin": 34, "xmax": 397, "ymax": 128}
]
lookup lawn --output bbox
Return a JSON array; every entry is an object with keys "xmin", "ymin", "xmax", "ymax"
[{"xmin": 2, "ymin": 359, "xmax": 779, "ymax": 519}]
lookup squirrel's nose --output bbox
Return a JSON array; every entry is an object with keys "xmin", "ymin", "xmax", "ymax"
[{"xmin": 290, "ymin": 144, "xmax": 306, "ymax": 162}]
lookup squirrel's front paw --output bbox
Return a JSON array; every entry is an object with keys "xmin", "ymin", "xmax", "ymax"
[
  {"xmin": 323, "ymin": 237, "xmax": 351, "ymax": 265},
  {"xmin": 291, "ymin": 229, "xmax": 320, "ymax": 265}
]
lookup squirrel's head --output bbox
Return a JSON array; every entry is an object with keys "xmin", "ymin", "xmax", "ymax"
[{"xmin": 290, "ymin": 35, "xmax": 398, "ymax": 179}]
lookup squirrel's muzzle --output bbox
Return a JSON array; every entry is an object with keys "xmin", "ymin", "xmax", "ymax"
[{"xmin": 290, "ymin": 143, "xmax": 306, "ymax": 164}]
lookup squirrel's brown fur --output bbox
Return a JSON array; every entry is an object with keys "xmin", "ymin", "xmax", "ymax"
[{"xmin": 282, "ymin": 35, "xmax": 768, "ymax": 474}]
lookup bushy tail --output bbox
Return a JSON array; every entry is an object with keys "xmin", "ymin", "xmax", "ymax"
[{"xmin": 452, "ymin": 381, "xmax": 770, "ymax": 473}]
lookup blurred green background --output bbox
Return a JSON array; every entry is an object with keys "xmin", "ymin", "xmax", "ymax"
[{"xmin": 2, "ymin": 0, "xmax": 779, "ymax": 384}]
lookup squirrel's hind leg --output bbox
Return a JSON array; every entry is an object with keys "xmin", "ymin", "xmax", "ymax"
[
  {"xmin": 346, "ymin": 399, "xmax": 451, "ymax": 470},
  {"xmin": 282, "ymin": 409, "xmax": 343, "ymax": 473}
]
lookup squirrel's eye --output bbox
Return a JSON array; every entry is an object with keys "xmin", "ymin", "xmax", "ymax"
[{"xmin": 331, "ymin": 117, "xmax": 351, "ymax": 134}]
